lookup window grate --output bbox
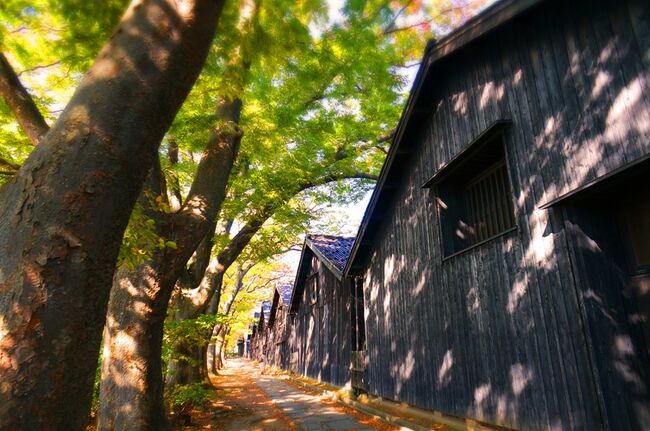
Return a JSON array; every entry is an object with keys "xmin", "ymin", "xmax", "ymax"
[
  {"xmin": 430, "ymin": 129, "xmax": 517, "ymax": 258},
  {"xmin": 465, "ymin": 161, "xmax": 515, "ymax": 243}
]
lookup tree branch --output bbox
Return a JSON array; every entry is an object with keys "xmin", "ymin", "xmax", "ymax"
[
  {"xmin": 17, "ymin": 61, "xmax": 61, "ymax": 77},
  {"xmin": 0, "ymin": 53, "xmax": 49, "ymax": 145},
  {"xmin": 296, "ymin": 171, "xmax": 379, "ymax": 193},
  {"xmin": 0, "ymin": 156, "xmax": 21, "ymax": 171},
  {"xmin": 382, "ymin": 0, "xmax": 414, "ymax": 34},
  {"xmin": 382, "ymin": 5, "xmax": 469, "ymax": 35}
]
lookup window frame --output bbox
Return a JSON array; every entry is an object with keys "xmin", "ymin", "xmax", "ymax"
[{"xmin": 423, "ymin": 121, "xmax": 518, "ymax": 260}]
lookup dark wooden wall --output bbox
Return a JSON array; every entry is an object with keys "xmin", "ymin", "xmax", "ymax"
[
  {"xmin": 267, "ymin": 300, "xmax": 291, "ymax": 369},
  {"xmin": 287, "ymin": 255, "xmax": 352, "ymax": 387},
  {"xmin": 359, "ymin": 0, "xmax": 650, "ymax": 429}
]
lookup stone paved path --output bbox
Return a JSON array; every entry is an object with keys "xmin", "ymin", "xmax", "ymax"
[
  {"xmin": 194, "ymin": 358, "xmax": 389, "ymax": 431},
  {"xmin": 254, "ymin": 367, "xmax": 376, "ymax": 431}
]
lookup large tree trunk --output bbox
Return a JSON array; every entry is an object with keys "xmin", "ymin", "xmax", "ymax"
[
  {"xmin": 98, "ymin": 97, "xmax": 243, "ymax": 428},
  {"xmin": 99, "ymin": 266, "xmax": 172, "ymax": 431},
  {"xmin": 0, "ymin": 0, "xmax": 222, "ymax": 429}
]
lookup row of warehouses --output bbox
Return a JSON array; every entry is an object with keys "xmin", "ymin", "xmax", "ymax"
[{"xmin": 249, "ymin": 0, "xmax": 650, "ymax": 429}]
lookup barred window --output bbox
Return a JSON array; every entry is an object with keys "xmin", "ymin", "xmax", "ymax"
[
  {"xmin": 423, "ymin": 121, "xmax": 516, "ymax": 258},
  {"xmin": 464, "ymin": 161, "xmax": 516, "ymax": 242}
]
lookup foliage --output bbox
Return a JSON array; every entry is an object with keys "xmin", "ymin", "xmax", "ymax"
[
  {"xmin": 219, "ymin": 260, "xmax": 293, "ymax": 352},
  {"xmin": 165, "ymin": 313, "xmax": 229, "ymax": 350},
  {"xmin": 116, "ymin": 200, "xmax": 177, "ymax": 270},
  {"xmin": 163, "ymin": 313, "xmax": 229, "ymax": 368},
  {"xmin": 0, "ymin": 0, "xmax": 492, "ymax": 417},
  {"xmin": 0, "ymin": 0, "xmax": 128, "ymax": 174},
  {"xmin": 166, "ymin": 382, "xmax": 212, "ymax": 411}
]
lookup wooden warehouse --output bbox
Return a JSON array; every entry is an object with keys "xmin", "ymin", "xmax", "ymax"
[
  {"xmin": 343, "ymin": 0, "xmax": 650, "ymax": 429},
  {"xmin": 249, "ymin": 300, "xmax": 272, "ymax": 363},
  {"xmin": 265, "ymin": 284, "xmax": 294, "ymax": 369},
  {"xmin": 279, "ymin": 234, "xmax": 356, "ymax": 387}
]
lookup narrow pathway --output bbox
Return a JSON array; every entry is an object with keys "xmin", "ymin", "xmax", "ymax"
[{"xmin": 187, "ymin": 358, "xmax": 395, "ymax": 430}]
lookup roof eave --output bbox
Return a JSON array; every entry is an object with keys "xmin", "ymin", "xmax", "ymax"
[
  {"xmin": 343, "ymin": 0, "xmax": 546, "ymax": 278},
  {"xmin": 289, "ymin": 238, "xmax": 311, "ymax": 313}
]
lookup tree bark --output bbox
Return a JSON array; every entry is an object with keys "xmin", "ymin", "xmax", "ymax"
[
  {"xmin": 98, "ymin": 96, "xmax": 243, "ymax": 429},
  {"xmin": 171, "ymin": 262, "xmax": 248, "ymax": 382},
  {"xmin": 0, "ymin": 0, "xmax": 223, "ymax": 428},
  {"xmin": 0, "ymin": 52, "xmax": 49, "ymax": 145},
  {"xmin": 98, "ymin": 265, "xmax": 171, "ymax": 431}
]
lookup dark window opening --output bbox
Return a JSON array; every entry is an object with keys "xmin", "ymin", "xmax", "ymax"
[
  {"xmin": 426, "ymin": 123, "xmax": 516, "ymax": 257},
  {"xmin": 557, "ymin": 155, "xmax": 650, "ymax": 358},
  {"xmin": 621, "ymin": 197, "xmax": 650, "ymax": 274},
  {"xmin": 355, "ymin": 278, "xmax": 366, "ymax": 351},
  {"xmin": 308, "ymin": 274, "xmax": 318, "ymax": 305},
  {"xmin": 349, "ymin": 277, "xmax": 366, "ymax": 351}
]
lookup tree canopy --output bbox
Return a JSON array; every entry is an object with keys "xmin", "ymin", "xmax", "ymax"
[{"xmin": 0, "ymin": 0, "xmax": 489, "ymax": 427}]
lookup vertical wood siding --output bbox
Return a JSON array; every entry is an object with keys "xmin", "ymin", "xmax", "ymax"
[
  {"xmin": 256, "ymin": 254, "xmax": 353, "ymax": 387},
  {"xmin": 360, "ymin": 0, "xmax": 649, "ymax": 429},
  {"xmin": 286, "ymin": 256, "xmax": 352, "ymax": 387}
]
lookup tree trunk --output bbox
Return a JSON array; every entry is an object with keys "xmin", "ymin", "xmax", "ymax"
[
  {"xmin": 216, "ymin": 326, "xmax": 230, "ymax": 370},
  {"xmin": 98, "ymin": 266, "xmax": 171, "ymax": 431},
  {"xmin": 98, "ymin": 217, "xmax": 211, "ymax": 430},
  {"xmin": 213, "ymin": 327, "xmax": 227, "ymax": 371},
  {"xmin": 98, "ymin": 97, "xmax": 243, "ymax": 427},
  {"xmin": 0, "ymin": 0, "xmax": 223, "ymax": 428},
  {"xmin": 165, "ymin": 341, "xmax": 207, "ymax": 390}
]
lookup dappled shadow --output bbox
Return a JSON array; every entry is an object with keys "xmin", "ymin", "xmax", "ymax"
[
  {"xmin": 359, "ymin": 0, "xmax": 649, "ymax": 429},
  {"xmin": 0, "ymin": 0, "xmax": 222, "ymax": 427},
  {"xmin": 254, "ymin": 253, "xmax": 354, "ymax": 389}
]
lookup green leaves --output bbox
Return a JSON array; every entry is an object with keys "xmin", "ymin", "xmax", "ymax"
[
  {"xmin": 166, "ymin": 383, "xmax": 212, "ymax": 410},
  {"xmin": 164, "ymin": 314, "xmax": 229, "ymax": 350}
]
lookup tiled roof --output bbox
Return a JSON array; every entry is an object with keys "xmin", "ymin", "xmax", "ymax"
[
  {"xmin": 277, "ymin": 284, "xmax": 293, "ymax": 305},
  {"xmin": 306, "ymin": 234, "xmax": 355, "ymax": 272}
]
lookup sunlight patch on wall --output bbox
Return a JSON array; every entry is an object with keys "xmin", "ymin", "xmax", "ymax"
[
  {"xmin": 391, "ymin": 349, "xmax": 415, "ymax": 395},
  {"xmin": 413, "ymin": 270, "xmax": 427, "ymax": 296},
  {"xmin": 496, "ymin": 394, "xmax": 509, "ymax": 422},
  {"xmin": 591, "ymin": 70, "xmax": 612, "ymax": 99},
  {"xmin": 507, "ymin": 273, "xmax": 528, "ymax": 314},
  {"xmin": 524, "ymin": 211, "xmax": 556, "ymax": 270},
  {"xmin": 383, "ymin": 289, "xmax": 391, "ymax": 325},
  {"xmin": 479, "ymin": 81, "xmax": 504, "ymax": 109},
  {"xmin": 606, "ymin": 76, "xmax": 648, "ymax": 140},
  {"xmin": 437, "ymin": 349, "xmax": 454, "ymax": 389},
  {"xmin": 383, "ymin": 254, "xmax": 396, "ymax": 285},
  {"xmin": 367, "ymin": 271, "xmax": 380, "ymax": 302},
  {"xmin": 582, "ymin": 289, "xmax": 616, "ymax": 324},
  {"xmin": 452, "ymin": 91, "xmax": 468, "ymax": 115},
  {"xmin": 466, "ymin": 287, "xmax": 480, "ymax": 314},
  {"xmin": 613, "ymin": 334, "xmax": 646, "ymax": 390},
  {"xmin": 510, "ymin": 363, "xmax": 534, "ymax": 396},
  {"xmin": 472, "ymin": 383, "xmax": 492, "ymax": 418}
]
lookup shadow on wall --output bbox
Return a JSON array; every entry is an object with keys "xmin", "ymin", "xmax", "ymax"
[{"xmin": 363, "ymin": 0, "xmax": 649, "ymax": 429}]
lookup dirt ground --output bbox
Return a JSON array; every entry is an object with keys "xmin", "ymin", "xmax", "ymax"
[
  {"xmin": 183, "ymin": 363, "xmax": 296, "ymax": 430},
  {"xmin": 183, "ymin": 359, "xmax": 396, "ymax": 430}
]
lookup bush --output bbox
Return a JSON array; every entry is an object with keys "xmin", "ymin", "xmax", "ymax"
[{"xmin": 167, "ymin": 382, "xmax": 212, "ymax": 426}]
